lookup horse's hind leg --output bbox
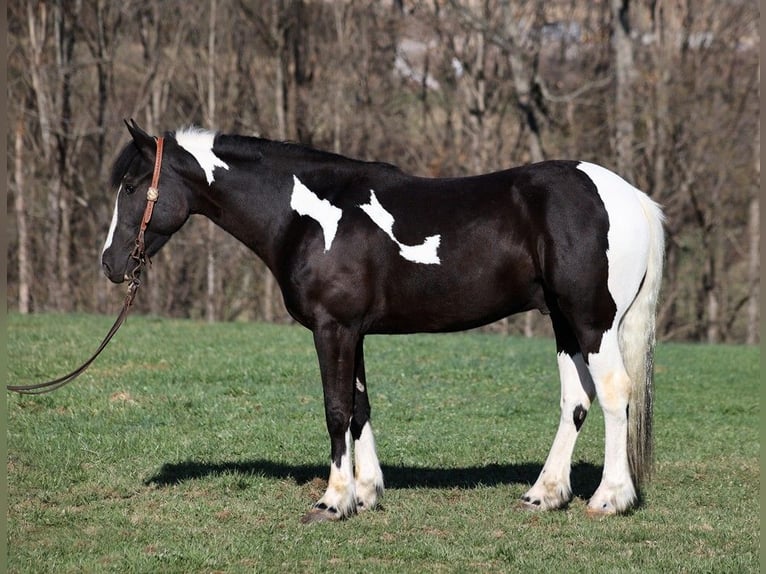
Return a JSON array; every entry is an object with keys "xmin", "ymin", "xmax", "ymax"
[
  {"xmin": 584, "ymin": 329, "xmax": 636, "ymax": 514},
  {"xmin": 522, "ymin": 317, "xmax": 595, "ymax": 510},
  {"xmin": 350, "ymin": 339, "xmax": 384, "ymax": 512}
]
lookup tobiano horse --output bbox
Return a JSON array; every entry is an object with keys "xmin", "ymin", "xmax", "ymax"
[{"xmin": 101, "ymin": 121, "xmax": 665, "ymax": 522}]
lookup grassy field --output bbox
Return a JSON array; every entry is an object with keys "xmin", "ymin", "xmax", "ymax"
[{"xmin": 6, "ymin": 313, "xmax": 760, "ymax": 573}]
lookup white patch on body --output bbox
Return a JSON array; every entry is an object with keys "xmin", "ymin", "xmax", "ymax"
[
  {"xmin": 355, "ymin": 378, "xmax": 365, "ymax": 393},
  {"xmin": 576, "ymin": 162, "xmax": 649, "ymax": 319},
  {"xmin": 102, "ymin": 185, "xmax": 121, "ymax": 255},
  {"xmin": 175, "ymin": 127, "xmax": 229, "ymax": 185},
  {"xmin": 359, "ymin": 189, "xmax": 441, "ymax": 264},
  {"xmin": 290, "ymin": 176, "xmax": 343, "ymax": 252}
]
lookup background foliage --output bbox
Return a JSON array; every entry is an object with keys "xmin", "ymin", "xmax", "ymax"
[{"xmin": 6, "ymin": 0, "xmax": 760, "ymax": 343}]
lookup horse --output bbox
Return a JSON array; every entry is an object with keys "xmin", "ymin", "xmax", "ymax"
[{"xmin": 101, "ymin": 120, "xmax": 665, "ymax": 523}]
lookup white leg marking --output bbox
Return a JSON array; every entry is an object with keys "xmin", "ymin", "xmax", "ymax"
[
  {"xmin": 359, "ymin": 189, "xmax": 441, "ymax": 264},
  {"xmin": 524, "ymin": 352, "xmax": 594, "ymax": 510},
  {"xmin": 102, "ymin": 186, "xmax": 121, "ymax": 255},
  {"xmin": 587, "ymin": 331, "xmax": 636, "ymax": 514},
  {"xmin": 315, "ymin": 429, "xmax": 357, "ymax": 518},
  {"xmin": 291, "ymin": 176, "xmax": 343, "ymax": 252},
  {"xmin": 354, "ymin": 421, "xmax": 384, "ymax": 511},
  {"xmin": 175, "ymin": 127, "xmax": 229, "ymax": 185}
]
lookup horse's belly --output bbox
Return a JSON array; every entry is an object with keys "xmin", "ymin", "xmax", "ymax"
[{"xmin": 369, "ymin": 262, "xmax": 542, "ymax": 334}]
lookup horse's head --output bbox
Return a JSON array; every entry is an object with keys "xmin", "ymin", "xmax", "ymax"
[{"xmin": 101, "ymin": 121, "xmax": 192, "ymax": 283}]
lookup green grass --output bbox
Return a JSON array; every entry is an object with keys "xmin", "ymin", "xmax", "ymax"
[{"xmin": 7, "ymin": 313, "xmax": 760, "ymax": 573}]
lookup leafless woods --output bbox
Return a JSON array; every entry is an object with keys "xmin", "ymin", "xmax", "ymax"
[{"xmin": 7, "ymin": 0, "xmax": 760, "ymax": 343}]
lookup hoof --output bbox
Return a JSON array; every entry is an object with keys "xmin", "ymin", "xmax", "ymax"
[
  {"xmin": 585, "ymin": 504, "xmax": 617, "ymax": 517},
  {"xmin": 300, "ymin": 504, "xmax": 342, "ymax": 524},
  {"xmin": 354, "ymin": 479, "xmax": 384, "ymax": 513},
  {"xmin": 519, "ymin": 496, "xmax": 544, "ymax": 511},
  {"xmin": 586, "ymin": 483, "xmax": 636, "ymax": 516},
  {"xmin": 518, "ymin": 486, "xmax": 570, "ymax": 511}
]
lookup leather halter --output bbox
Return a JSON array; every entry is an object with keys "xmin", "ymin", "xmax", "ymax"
[
  {"xmin": 135, "ymin": 136, "xmax": 164, "ymax": 267},
  {"xmin": 7, "ymin": 137, "xmax": 166, "ymax": 395}
]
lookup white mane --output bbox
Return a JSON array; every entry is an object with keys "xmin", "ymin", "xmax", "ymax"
[{"xmin": 174, "ymin": 126, "xmax": 229, "ymax": 185}]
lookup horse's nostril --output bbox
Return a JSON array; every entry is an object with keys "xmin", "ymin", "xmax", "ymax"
[{"xmin": 102, "ymin": 261, "xmax": 112, "ymax": 277}]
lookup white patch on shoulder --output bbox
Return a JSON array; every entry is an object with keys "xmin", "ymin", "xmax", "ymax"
[
  {"xmin": 359, "ymin": 189, "xmax": 441, "ymax": 265},
  {"xmin": 291, "ymin": 175, "xmax": 343, "ymax": 252},
  {"xmin": 175, "ymin": 127, "xmax": 229, "ymax": 185},
  {"xmin": 576, "ymin": 161, "xmax": 650, "ymax": 316}
]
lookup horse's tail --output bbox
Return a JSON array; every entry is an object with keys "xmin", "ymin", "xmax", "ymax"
[{"xmin": 619, "ymin": 192, "xmax": 665, "ymax": 489}]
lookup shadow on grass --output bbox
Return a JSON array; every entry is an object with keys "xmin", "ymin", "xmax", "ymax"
[{"xmin": 145, "ymin": 459, "xmax": 603, "ymax": 498}]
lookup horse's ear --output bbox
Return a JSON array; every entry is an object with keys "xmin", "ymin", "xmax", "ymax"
[{"xmin": 124, "ymin": 119, "xmax": 157, "ymax": 158}]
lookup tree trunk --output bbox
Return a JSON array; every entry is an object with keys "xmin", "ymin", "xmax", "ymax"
[
  {"xmin": 137, "ymin": 0, "xmax": 184, "ymax": 317},
  {"xmin": 26, "ymin": 1, "xmax": 52, "ymax": 163},
  {"xmin": 92, "ymin": 0, "xmax": 112, "ymax": 180},
  {"xmin": 502, "ymin": 2, "xmax": 544, "ymax": 337},
  {"xmin": 205, "ymin": 0, "xmax": 218, "ymax": 323},
  {"xmin": 705, "ymin": 180, "xmax": 722, "ymax": 343},
  {"xmin": 468, "ymin": 28, "xmax": 487, "ymax": 174},
  {"xmin": 261, "ymin": 3, "xmax": 289, "ymax": 323},
  {"xmin": 746, "ymin": 196, "xmax": 759, "ymax": 344},
  {"xmin": 649, "ymin": 0, "xmax": 671, "ymax": 197},
  {"xmin": 26, "ymin": 1, "xmax": 60, "ymax": 310},
  {"xmin": 747, "ymin": 66, "xmax": 760, "ymax": 344},
  {"xmin": 611, "ymin": 0, "xmax": 634, "ymax": 182},
  {"xmin": 332, "ymin": 2, "xmax": 346, "ymax": 154},
  {"xmin": 14, "ymin": 117, "xmax": 31, "ymax": 314},
  {"xmin": 53, "ymin": 0, "xmax": 80, "ymax": 312}
]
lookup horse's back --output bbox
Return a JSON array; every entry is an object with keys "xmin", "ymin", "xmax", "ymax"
[{"xmin": 283, "ymin": 159, "xmax": 657, "ymax": 336}]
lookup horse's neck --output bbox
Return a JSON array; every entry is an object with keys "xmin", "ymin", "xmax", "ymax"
[
  {"xmin": 190, "ymin": 139, "xmax": 350, "ymax": 273},
  {"xmin": 192, "ymin": 179, "xmax": 283, "ymax": 274}
]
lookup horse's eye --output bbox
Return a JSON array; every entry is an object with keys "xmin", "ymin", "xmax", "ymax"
[{"xmin": 124, "ymin": 183, "xmax": 136, "ymax": 195}]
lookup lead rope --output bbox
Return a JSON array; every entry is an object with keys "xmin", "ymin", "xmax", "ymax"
[{"xmin": 7, "ymin": 137, "xmax": 165, "ymax": 396}]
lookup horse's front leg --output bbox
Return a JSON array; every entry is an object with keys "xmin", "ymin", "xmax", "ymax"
[
  {"xmin": 301, "ymin": 323, "xmax": 360, "ymax": 524},
  {"xmin": 350, "ymin": 338, "xmax": 384, "ymax": 512}
]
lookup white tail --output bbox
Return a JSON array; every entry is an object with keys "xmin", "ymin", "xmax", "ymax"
[{"xmin": 619, "ymin": 193, "xmax": 665, "ymax": 487}]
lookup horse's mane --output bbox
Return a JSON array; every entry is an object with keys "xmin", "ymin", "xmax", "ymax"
[
  {"xmin": 110, "ymin": 127, "xmax": 402, "ymax": 190},
  {"xmin": 211, "ymin": 131, "xmax": 401, "ymax": 172}
]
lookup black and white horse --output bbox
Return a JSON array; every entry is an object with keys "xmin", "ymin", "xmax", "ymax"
[{"xmin": 102, "ymin": 121, "xmax": 664, "ymax": 522}]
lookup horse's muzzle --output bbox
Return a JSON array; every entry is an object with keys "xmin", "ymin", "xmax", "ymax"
[{"xmin": 101, "ymin": 260, "xmax": 128, "ymax": 284}]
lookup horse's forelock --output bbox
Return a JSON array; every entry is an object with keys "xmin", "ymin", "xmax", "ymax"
[{"xmin": 109, "ymin": 141, "xmax": 141, "ymax": 190}]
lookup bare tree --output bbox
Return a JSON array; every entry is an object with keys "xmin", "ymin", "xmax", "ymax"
[
  {"xmin": 746, "ymin": 65, "xmax": 760, "ymax": 344},
  {"xmin": 23, "ymin": 0, "xmax": 84, "ymax": 311},
  {"xmin": 611, "ymin": 0, "xmax": 635, "ymax": 182},
  {"xmin": 13, "ymin": 116, "xmax": 31, "ymax": 314},
  {"xmin": 499, "ymin": 1, "xmax": 547, "ymax": 337},
  {"xmin": 205, "ymin": 0, "xmax": 219, "ymax": 323}
]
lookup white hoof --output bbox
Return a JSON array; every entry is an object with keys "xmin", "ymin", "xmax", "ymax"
[
  {"xmin": 355, "ymin": 476, "xmax": 384, "ymax": 511},
  {"xmin": 586, "ymin": 482, "xmax": 636, "ymax": 515},
  {"xmin": 520, "ymin": 481, "xmax": 571, "ymax": 511}
]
